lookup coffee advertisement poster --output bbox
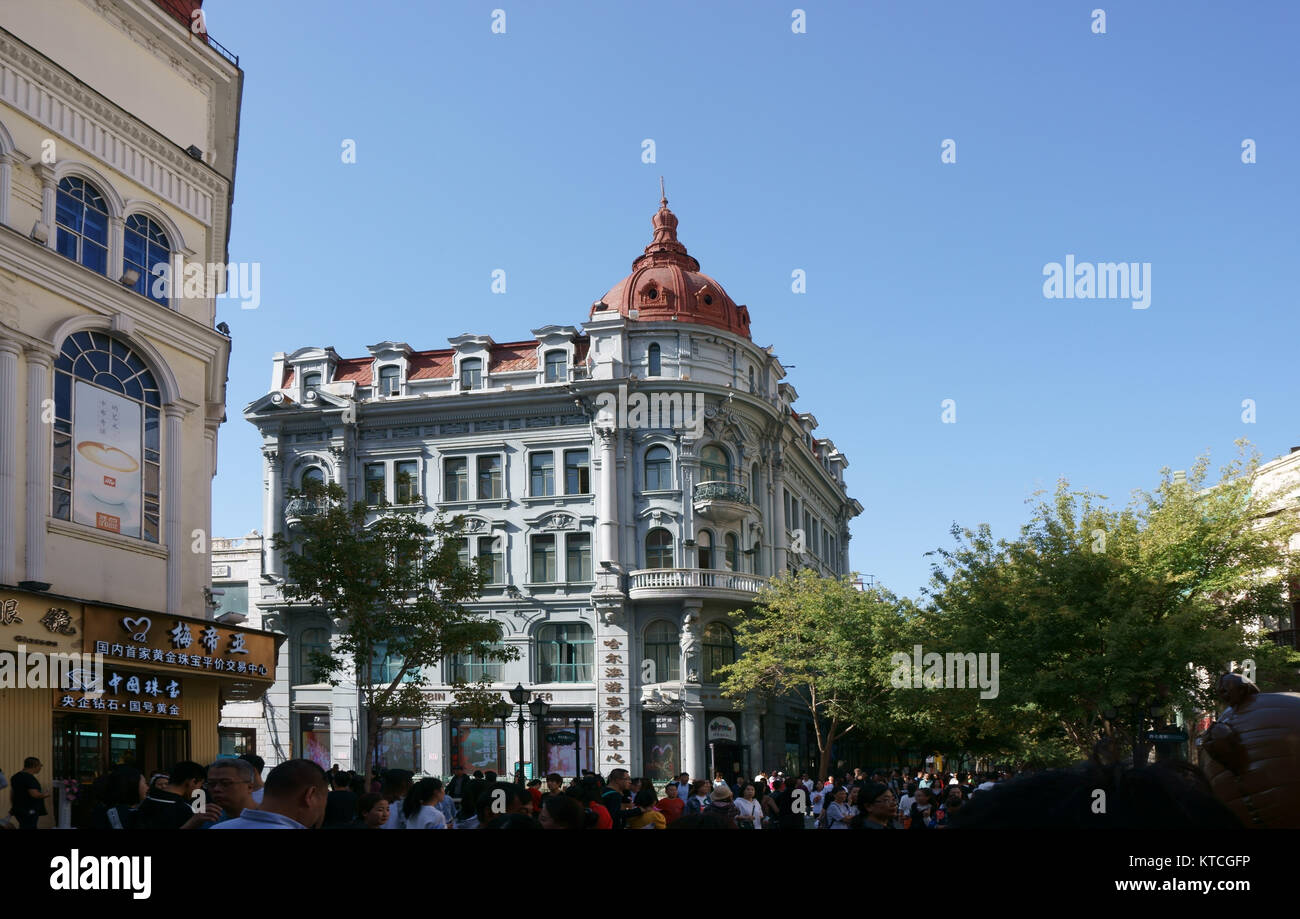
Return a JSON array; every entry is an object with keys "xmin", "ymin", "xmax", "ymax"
[{"xmin": 73, "ymin": 380, "xmax": 142, "ymax": 537}]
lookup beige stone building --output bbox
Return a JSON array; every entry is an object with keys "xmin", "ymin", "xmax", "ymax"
[{"xmin": 0, "ymin": 1, "xmax": 271, "ymax": 827}]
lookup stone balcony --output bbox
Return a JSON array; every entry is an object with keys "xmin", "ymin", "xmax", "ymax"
[
  {"xmin": 692, "ymin": 481, "xmax": 753, "ymax": 524},
  {"xmin": 628, "ymin": 567, "xmax": 766, "ymax": 603}
]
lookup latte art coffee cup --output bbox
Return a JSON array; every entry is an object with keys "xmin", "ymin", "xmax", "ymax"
[{"xmin": 77, "ymin": 440, "xmax": 140, "ymax": 505}]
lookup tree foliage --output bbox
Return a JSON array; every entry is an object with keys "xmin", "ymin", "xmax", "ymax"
[
  {"xmin": 271, "ymin": 480, "xmax": 517, "ymax": 772},
  {"xmin": 923, "ymin": 445, "xmax": 1298, "ymax": 765}
]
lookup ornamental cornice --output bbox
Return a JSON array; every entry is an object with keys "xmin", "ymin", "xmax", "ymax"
[{"xmin": 0, "ymin": 30, "xmax": 224, "ymax": 224}]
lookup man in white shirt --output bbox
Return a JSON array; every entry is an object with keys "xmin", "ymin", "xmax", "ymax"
[
  {"xmin": 212, "ymin": 759, "xmax": 328, "ymax": 830},
  {"xmin": 239, "ymin": 754, "xmax": 266, "ymax": 805}
]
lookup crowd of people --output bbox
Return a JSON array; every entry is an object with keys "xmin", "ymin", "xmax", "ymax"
[
  {"xmin": 5, "ymin": 751, "xmax": 1019, "ymax": 830},
  {"xmin": 8, "ymin": 754, "xmax": 1244, "ymax": 829}
]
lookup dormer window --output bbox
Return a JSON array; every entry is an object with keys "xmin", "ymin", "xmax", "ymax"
[
  {"xmin": 378, "ymin": 365, "xmax": 400, "ymax": 396},
  {"xmin": 303, "ymin": 372, "xmax": 322, "ymax": 395},
  {"xmin": 460, "ymin": 358, "xmax": 482, "ymax": 390},
  {"xmin": 544, "ymin": 350, "xmax": 567, "ymax": 383}
]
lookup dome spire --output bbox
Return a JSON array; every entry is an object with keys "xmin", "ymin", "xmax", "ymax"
[{"xmin": 643, "ymin": 177, "xmax": 695, "ymax": 267}]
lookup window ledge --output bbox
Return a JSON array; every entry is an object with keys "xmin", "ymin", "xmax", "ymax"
[
  {"xmin": 47, "ymin": 518, "xmax": 168, "ymax": 559},
  {"xmin": 520, "ymin": 494, "xmax": 591, "ymax": 505},
  {"xmin": 440, "ymin": 499, "xmax": 510, "ymax": 511}
]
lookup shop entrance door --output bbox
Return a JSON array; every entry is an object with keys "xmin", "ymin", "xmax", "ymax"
[{"xmin": 709, "ymin": 741, "xmax": 742, "ymax": 787}]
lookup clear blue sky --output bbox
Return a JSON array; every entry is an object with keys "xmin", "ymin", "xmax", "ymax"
[{"xmin": 209, "ymin": 0, "xmax": 1299, "ymax": 599}]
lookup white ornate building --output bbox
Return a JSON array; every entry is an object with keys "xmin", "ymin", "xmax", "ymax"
[{"xmin": 233, "ymin": 195, "xmax": 863, "ymax": 783}]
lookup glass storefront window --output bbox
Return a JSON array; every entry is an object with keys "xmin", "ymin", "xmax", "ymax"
[
  {"xmin": 376, "ymin": 722, "xmax": 420, "ymax": 773},
  {"xmin": 298, "ymin": 713, "xmax": 331, "ymax": 769},
  {"xmin": 541, "ymin": 713, "xmax": 593, "ymax": 777},
  {"xmin": 642, "ymin": 714, "xmax": 681, "ymax": 783},
  {"xmin": 450, "ymin": 722, "xmax": 506, "ymax": 774},
  {"xmin": 219, "ymin": 728, "xmax": 256, "ymax": 758}
]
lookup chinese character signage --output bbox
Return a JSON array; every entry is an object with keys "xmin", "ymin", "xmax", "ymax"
[
  {"xmin": 81, "ymin": 607, "xmax": 275, "ymax": 683},
  {"xmin": 55, "ymin": 672, "xmax": 183, "ymax": 717},
  {"xmin": 72, "ymin": 382, "xmax": 143, "ymax": 537}
]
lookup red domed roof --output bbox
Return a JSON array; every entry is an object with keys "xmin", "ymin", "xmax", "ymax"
[{"xmin": 592, "ymin": 193, "xmax": 751, "ymax": 338}]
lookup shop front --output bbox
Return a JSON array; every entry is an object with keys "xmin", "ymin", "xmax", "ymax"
[
  {"xmin": 0, "ymin": 588, "xmax": 278, "ymax": 827},
  {"xmin": 706, "ymin": 714, "xmax": 743, "ymax": 785}
]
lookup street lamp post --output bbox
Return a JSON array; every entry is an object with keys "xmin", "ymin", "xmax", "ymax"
[
  {"xmin": 506, "ymin": 683, "xmax": 551, "ymax": 784},
  {"xmin": 529, "ymin": 696, "xmax": 550, "ymax": 779}
]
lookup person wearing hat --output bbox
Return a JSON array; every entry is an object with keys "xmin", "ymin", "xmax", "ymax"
[{"xmin": 704, "ymin": 782, "xmax": 739, "ymax": 828}]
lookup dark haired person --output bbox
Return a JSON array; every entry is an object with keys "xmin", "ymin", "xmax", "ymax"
[
  {"xmin": 353, "ymin": 793, "xmax": 389, "ymax": 828},
  {"xmin": 10, "ymin": 757, "xmax": 50, "ymax": 830},
  {"xmin": 380, "ymin": 769, "xmax": 414, "ymax": 829},
  {"xmin": 238, "ymin": 753, "xmax": 266, "ymax": 804},
  {"xmin": 446, "ymin": 765, "xmax": 469, "ymax": 800},
  {"xmin": 656, "ymin": 781, "xmax": 685, "ymax": 825},
  {"xmin": 851, "ymin": 784, "xmax": 899, "ymax": 829},
  {"xmin": 399, "ymin": 778, "xmax": 448, "ymax": 829},
  {"xmin": 602, "ymin": 769, "xmax": 632, "ymax": 829},
  {"xmin": 323, "ymin": 769, "xmax": 359, "ymax": 828},
  {"xmin": 135, "ymin": 761, "xmax": 221, "ymax": 829},
  {"xmin": 908, "ymin": 786, "xmax": 935, "ymax": 830},
  {"xmin": 212, "ymin": 759, "xmax": 329, "ymax": 829},
  {"xmin": 734, "ymin": 783, "xmax": 762, "ymax": 829},
  {"xmin": 89, "ymin": 766, "xmax": 148, "ymax": 830},
  {"xmin": 539, "ymin": 792, "xmax": 585, "ymax": 829},
  {"xmin": 479, "ymin": 782, "xmax": 532, "ymax": 828},
  {"xmin": 201, "ymin": 758, "xmax": 258, "ymax": 828}
]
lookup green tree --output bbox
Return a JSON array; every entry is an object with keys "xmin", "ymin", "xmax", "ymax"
[
  {"xmin": 716, "ymin": 570, "xmax": 912, "ymax": 778},
  {"xmin": 272, "ymin": 481, "xmax": 517, "ymax": 773},
  {"xmin": 926, "ymin": 446, "xmax": 1297, "ymax": 765}
]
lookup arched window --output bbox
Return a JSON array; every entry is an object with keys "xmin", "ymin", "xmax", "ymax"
[
  {"xmin": 302, "ymin": 371, "xmax": 322, "ymax": 395},
  {"xmin": 644, "ymin": 620, "xmax": 680, "ymax": 682},
  {"xmin": 645, "ymin": 528, "xmax": 673, "ymax": 568},
  {"xmin": 697, "ymin": 529, "xmax": 714, "ymax": 569},
  {"xmin": 702, "ymin": 622, "xmax": 736, "ymax": 683},
  {"xmin": 123, "ymin": 213, "xmax": 171, "ymax": 305},
  {"xmin": 536, "ymin": 623, "xmax": 593, "ymax": 683},
  {"xmin": 301, "ymin": 466, "xmax": 325, "ymax": 488},
  {"xmin": 460, "ymin": 357, "xmax": 482, "ymax": 390},
  {"xmin": 700, "ymin": 444, "xmax": 730, "ymax": 482},
  {"xmin": 647, "ymin": 343, "xmax": 661, "ymax": 377},
  {"xmin": 55, "ymin": 177, "xmax": 110, "ymax": 275},
  {"xmin": 52, "ymin": 331, "xmax": 162, "ymax": 542},
  {"xmin": 297, "ymin": 627, "xmax": 330, "ymax": 684},
  {"xmin": 644, "ymin": 445, "xmax": 671, "ymax": 490},
  {"xmin": 724, "ymin": 533, "xmax": 739, "ymax": 571},
  {"xmin": 378, "ymin": 365, "xmax": 400, "ymax": 395}
]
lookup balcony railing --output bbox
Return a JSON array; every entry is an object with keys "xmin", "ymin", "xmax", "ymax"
[
  {"xmin": 284, "ymin": 497, "xmax": 329, "ymax": 519},
  {"xmin": 1267, "ymin": 629, "xmax": 1297, "ymax": 649},
  {"xmin": 693, "ymin": 481, "xmax": 750, "ymax": 504},
  {"xmin": 629, "ymin": 568, "xmax": 766, "ymax": 596}
]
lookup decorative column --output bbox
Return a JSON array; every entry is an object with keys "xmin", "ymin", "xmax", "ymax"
[
  {"xmin": 164, "ymin": 405, "xmax": 185, "ymax": 616},
  {"xmin": 0, "ymin": 152, "xmax": 13, "ymax": 229},
  {"xmin": 772, "ymin": 457, "xmax": 788, "ymax": 575},
  {"xmin": 35, "ymin": 164, "xmax": 56, "ymax": 250},
  {"xmin": 0, "ymin": 338, "xmax": 21, "ymax": 585},
  {"xmin": 263, "ymin": 445, "xmax": 283, "ymax": 577},
  {"xmin": 108, "ymin": 215, "xmax": 125, "ymax": 285},
  {"xmin": 596, "ymin": 427, "xmax": 618, "ymax": 564},
  {"xmin": 679, "ymin": 602, "xmax": 703, "ymax": 777},
  {"xmin": 24, "ymin": 347, "xmax": 52, "ymax": 584}
]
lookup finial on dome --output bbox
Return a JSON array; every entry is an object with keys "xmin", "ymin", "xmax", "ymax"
[{"xmin": 659, "ymin": 175, "xmax": 667, "ymax": 209}]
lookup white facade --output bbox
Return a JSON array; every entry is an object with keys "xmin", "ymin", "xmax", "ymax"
[{"xmin": 230, "ymin": 199, "xmax": 864, "ymax": 783}]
